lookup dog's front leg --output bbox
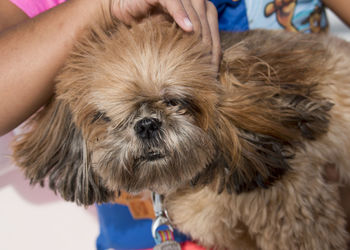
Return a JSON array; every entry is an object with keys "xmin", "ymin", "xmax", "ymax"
[{"xmin": 166, "ymin": 187, "xmax": 259, "ymax": 250}]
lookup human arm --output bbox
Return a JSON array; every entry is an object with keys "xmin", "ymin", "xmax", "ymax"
[
  {"xmin": 0, "ymin": 0, "xmax": 28, "ymax": 31},
  {"xmin": 0, "ymin": 0, "xmax": 220, "ymax": 136},
  {"xmin": 323, "ymin": 0, "xmax": 350, "ymax": 27},
  {"xmin": 0, "ymin": 0, "xmax": 107, "ymax": 136}
]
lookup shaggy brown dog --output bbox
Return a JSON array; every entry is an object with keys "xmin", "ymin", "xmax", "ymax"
[{"xmin": 12, "ymin": 12, "xmax": 350, "ymax": 249}]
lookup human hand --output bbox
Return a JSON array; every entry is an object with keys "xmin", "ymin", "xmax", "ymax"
[{"xmin": 109, "ymin": 0, "xmax": 221, "ymax": 67}]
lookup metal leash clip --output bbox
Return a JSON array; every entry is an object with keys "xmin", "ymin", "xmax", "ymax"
[{"xmin": 151, "ymin": 192, "xmax": 181, "ymax": 250}]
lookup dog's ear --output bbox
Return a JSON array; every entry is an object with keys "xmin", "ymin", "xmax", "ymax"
[
  {"xmin": 199, "ymin": 86, "xmax": 332, "ymax": 194},
  {"xmin": 222, "ymin": 132, "xmax": 291, "ymax": 194},
  {"xmin": 12, "ymin": 99, "xmax": 114, "ymax": 205},
  {"xmin": 193, "ymin": 112, "xmax": 292, "ymax": 195},
  {"xmin": 200, "ymin": 32, "xmax": 334, "ymax": 194}
]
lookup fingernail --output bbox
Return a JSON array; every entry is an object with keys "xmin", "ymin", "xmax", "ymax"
[{"xmin": 184, "ymin": 17, "xmax": 193, "ymax": 29}]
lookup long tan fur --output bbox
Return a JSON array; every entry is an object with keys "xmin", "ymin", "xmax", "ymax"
[{"xmin": 12, "ymin": 11, "xmax": 350, "ymax": 250}]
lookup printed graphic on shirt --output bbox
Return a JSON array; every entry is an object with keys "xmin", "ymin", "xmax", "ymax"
[
  {"xmin": 264, "ymin": 0, "xmax": 298, "ymax": 31},
  {"xmin": 245, "ymin": 0, "xmax": 328, "ymax": 33},
  {"xmin": 114, "ymin": 191, "xmax": 155, "ymax": 219}
]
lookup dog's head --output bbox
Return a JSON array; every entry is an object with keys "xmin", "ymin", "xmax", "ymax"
[{"xmin": 12, "ymin": 16, "xmax": 220, "ymax": 204}]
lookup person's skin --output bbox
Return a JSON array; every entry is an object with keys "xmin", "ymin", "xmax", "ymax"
[
  {"xmin": 323, "ymin": 0, "xmax": 350, "ymax": 27},
  {"xmin": 0, "ymin": 0, "xmax": 28, "ymax": 31},
  {"xmin": 0, "ymin": 0, "xmax": 220, "ymax": 136}
]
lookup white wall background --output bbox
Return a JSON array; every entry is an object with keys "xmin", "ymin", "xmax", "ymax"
[
  {"xmin": 0, "ymin": 9, "xmax": 349, "ymax": 250},
  {"xmin": 0, "ymin": 133, "xmax": 99, "ymax": 250}
]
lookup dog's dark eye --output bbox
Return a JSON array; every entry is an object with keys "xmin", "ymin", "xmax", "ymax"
[
  {"xmin": 92, "ymin": 111, "xmax": 111, "ymax": 123},
  {"xmin": 164, "ymin": 98, "xmax": 201, "ymax": 116},
  {"xmin": 164, "ymin": 99, "xmax": 180, "ymax": 107}
]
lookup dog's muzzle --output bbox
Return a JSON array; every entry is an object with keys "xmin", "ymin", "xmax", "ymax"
[{"xmin": 134, "ymin": 117, "xmax": 162, "ymax": 140}]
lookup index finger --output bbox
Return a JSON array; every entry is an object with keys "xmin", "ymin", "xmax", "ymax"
[{"xmin": 158, "ymin": 0, "xmax": 194, "ymax": 31}]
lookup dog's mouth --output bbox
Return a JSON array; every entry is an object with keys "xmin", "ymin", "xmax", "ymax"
[
  {"xmin": 139, "ymin": 151, "xmax": 165, "ymax": 162},
  {"xmin": 146, "ymin": 151, "xmax": 165, "ymax": 161}
]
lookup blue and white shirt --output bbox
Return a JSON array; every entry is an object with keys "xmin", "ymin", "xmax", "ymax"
[{"xmin": 213, "ymin": 0, "xmax": 328, "ymax": 32}]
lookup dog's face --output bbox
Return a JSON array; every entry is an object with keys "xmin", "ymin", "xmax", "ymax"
[
  {"xmin": 88, "ymin": 76, "xmax": 217, "ymax": 193},
  {"xmin": 13, "ymin": 16, "xmax": 220, "ymax": 204}
]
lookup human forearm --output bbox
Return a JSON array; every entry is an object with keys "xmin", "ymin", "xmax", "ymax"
[
  {"xmin": 0, "ymin": 0, "xmax": 106, "ymax": 135},
  {"xmin": 323, "ymin": 0, "xmax": 350, "ymax": 27}
]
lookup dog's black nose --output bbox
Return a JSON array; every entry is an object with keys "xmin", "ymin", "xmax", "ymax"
[{"xmin": 134, "ymin": 117, "xmax": 162, "ymax": 140}]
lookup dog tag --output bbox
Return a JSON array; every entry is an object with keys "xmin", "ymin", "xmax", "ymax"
[{"xmin": 153, "ymin": 240, "xmax": 181, "ymax": 250}]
